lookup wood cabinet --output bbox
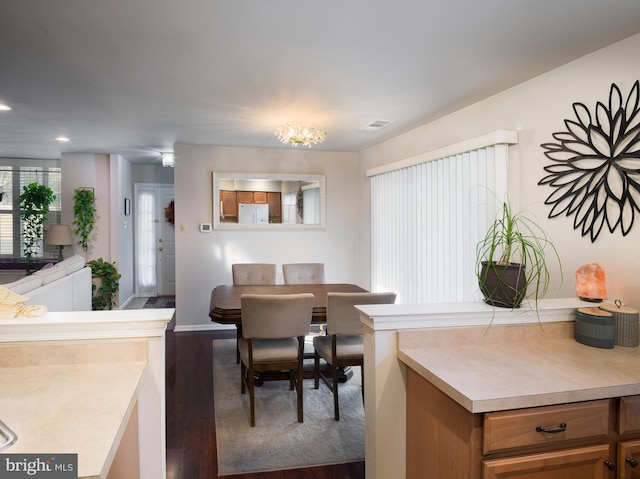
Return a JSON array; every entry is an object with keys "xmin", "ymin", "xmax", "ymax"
[
  {"xmin": 220, "ymin": 190, "xmax": 237, "ymax": 220},
  {"xmin": 219, "ymin": 190, "xmax": 282, "ymax": 223},
  {"xmin": 406, "ymin": 367, "xmax": 640, "ymax": 479}
]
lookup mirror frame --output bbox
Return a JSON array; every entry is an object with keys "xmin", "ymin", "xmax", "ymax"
[{"xmin": 212, "ymin": 171, "xmax": 327, "ymax": 231}]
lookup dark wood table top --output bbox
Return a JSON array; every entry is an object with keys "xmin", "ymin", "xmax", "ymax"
[{"xmin": 209, "ymin": 283, "xmax": 368, "ymax": 325}]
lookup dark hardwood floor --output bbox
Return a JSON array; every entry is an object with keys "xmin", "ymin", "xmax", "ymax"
[{"xmin": 165, "ymin": 325, "xmax": 365, "ymax": 479}]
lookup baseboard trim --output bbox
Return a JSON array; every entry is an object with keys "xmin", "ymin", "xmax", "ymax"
[{"xmin": 173, "ymin": 323, "xmax": 234, "ymax": 333}]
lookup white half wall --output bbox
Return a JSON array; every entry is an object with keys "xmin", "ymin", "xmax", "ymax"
[{"xmin": 173, "ymin": 144, "xmax": 360, "ymax": 330}]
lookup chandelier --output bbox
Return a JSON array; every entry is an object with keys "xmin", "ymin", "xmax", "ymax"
[{"xmin": 274, "ymin": 121, "xmax": 326, "ymax": 147}]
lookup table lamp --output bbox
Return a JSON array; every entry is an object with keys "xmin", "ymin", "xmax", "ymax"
[{"xmin": 45, "ymin": 224, "xmax": 73, "ymax": 261}]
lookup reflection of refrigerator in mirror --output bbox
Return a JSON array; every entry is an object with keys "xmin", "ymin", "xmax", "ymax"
[{"xmin": 238, "ymin": 203, "xmax": 269, "ymax": 224}]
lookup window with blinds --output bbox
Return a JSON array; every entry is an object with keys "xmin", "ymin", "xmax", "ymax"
[
  {"xmin": 0, "ymin": 160, "xmax": 61, "ymax": 259},
  {"xmin": 367, "ymin": 131, "xmax": 517, "ymax": 304}
]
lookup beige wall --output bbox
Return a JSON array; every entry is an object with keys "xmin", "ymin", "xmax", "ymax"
[
  {"xmin": 358, "ymin": 32, "xmax": 640, "ymax": 304},
  {"xmin": 173, "ymin": 144, "xmax": 359, "ymax": 330}
]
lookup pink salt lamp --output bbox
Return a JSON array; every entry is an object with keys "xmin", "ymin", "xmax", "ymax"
[{"xmin": 575, "ymin": 263, "xmax": 607, "ymax": 302}]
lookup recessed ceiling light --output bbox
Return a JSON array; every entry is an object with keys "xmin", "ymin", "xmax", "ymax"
[
  {"xmin": 55, "ymin": 136, "xmax": 70, "ymax": 142},
  {"xmin": 0, "ymin": 104, "xmax": 12, "ymax": 111}
]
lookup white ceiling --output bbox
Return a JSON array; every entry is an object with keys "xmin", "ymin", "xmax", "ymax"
[{"xmin": 2, "ymin": 0, "xmax": 640, "ymax": 165}]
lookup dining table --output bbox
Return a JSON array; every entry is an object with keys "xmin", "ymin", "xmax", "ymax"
[{"xmin": 208, "ymin": 283, "xmax": 368, "ymax": 325}]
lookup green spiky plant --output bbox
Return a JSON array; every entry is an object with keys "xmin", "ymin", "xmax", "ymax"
[
  {"xmin": 476, "ymin": 201, "xmax": 561, "ymax": 310},
  {"xmin": 19, "ymin": 182, "xmax": 56, "ymax": 275}
]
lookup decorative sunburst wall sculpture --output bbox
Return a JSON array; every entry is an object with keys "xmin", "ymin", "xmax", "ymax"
[{"xmin": 539, "ymin": 80, "xmax": 640, "ymax": 243}]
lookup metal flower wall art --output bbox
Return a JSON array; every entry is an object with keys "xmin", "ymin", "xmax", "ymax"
[{"xmin": 539, "ymin": 80, "xmax": 640, "ymax": 242}]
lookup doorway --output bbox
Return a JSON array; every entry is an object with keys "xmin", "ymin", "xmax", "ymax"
[{"xmin": 134, "ymin": 183, "xmax": 176, "ymax": 297}]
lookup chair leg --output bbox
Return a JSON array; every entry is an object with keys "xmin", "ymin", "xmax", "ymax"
[
  {"xmin": 240, "ymin": 361, "xmax": 246, "ymax": 394},
  {"xmin": 332, "ymin": 363, "xmax": 340, "ymax": 421},
  {"xmin": 314, "ymin": 352, "xmax": 320, "ymax": 389},
  {"xmin": 235, "ymin": 326, "xmax": 240, "ymax": 364},
  {"xmin": 248, "ymin": 365, "xmax": 256, "ymax": 427},
  {"xmin": 297, "ymin": 364, "xmax": 304, "ymax": 423},
  {"xmin": 361, "ymin": 365, "xmax": 365, "ymax": 404}
]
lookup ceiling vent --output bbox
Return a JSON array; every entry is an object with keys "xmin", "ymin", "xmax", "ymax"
[{"xmin": 361, "ymin": 119, "xmax": 393, "ymax": 132}]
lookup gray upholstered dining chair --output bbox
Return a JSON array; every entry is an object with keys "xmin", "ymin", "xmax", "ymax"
[
  {"xmin": 282, "ymin": 263, "xmax": 325, "ymax": 284},
  {"xmin": 232, "ymin": 263, "xmax": 277, "ymax": 285},
  {"xmin": 239, "ymin": 293, "xmax": 315, "ymax": 427},
  {"xmin": 231, "ymin": 263, "xmax": 277, "ymax": 363},
  {"xmin": 313, "ymin": 291, "xmax": 396, "ymax": 420}
]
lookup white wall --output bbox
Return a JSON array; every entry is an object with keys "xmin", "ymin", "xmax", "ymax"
[
  {"xmin": 173, "ymin": 144, "xmax": 360, "ymax": 330},
  {"xmin": 358, "ymin": 33, "xmax": 640, "ymax": 304}
]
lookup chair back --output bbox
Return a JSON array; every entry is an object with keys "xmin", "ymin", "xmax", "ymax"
[
  {"xmin": 232, "ymin": 263, "xmax": 276, "ymax": 285},
  {"xmin": 282, "ymin": 263, "xmax": 325, "ymax": 284},
  {"xmin": 241, "ymin": 293, "xmax": 315, "ymax": 339},
  {"xmin": 326, "ymin": 292, "xmax": 396, "ymax": 336}
]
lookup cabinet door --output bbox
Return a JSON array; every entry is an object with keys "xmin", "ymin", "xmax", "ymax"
[
  {"xmin": 253, "ymin": 191, "xmax": 267, "ymax": 203},
  {"xmin": 237, "ymin": 191, "xmax": 254, "ymax": 204},
  {"xmin": 483, "ymin": 444, "xmax": 609, "ymax": 479},
  {"xmin": 220, "ymin": 191, "xmax": 237, "ymax": 218},
  {"xmin": 267, "ymin": 192, "xmax": 281, "ymax": 222},
  {"xmin": 619, "ymin": 439, "xmax": 640, "ymax": 479}
]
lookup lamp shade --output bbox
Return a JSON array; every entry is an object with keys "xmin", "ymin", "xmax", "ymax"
[{"xmin": 45, "ymin": 224, "xmax": 73, "ymax": 246}]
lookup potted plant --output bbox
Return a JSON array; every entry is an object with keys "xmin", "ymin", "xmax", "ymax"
[
  {"xmin": 476, "ymin": 201, "xmax": 561, "ymax": 309},
  {"xmin": 87, "ymin": 258, "xmax": 121, "ymax": 310},
  {"xmin": 19, "ymin": 182, "xmax": 56, "ymax": 274},
  {"xmin": 73, "ymin": 188, "xmax": 97, "ymax": 251}
]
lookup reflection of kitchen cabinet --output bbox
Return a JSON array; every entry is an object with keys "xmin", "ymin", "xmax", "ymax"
[
  {"xmin": 253, "ymin": 191, "xmax": 267, "ymax": 203},
  {"xmin": 267, "ymin": 192, "xmax": 281, "ymax": 222},
  {"xmin": 220, "ymin": 191, "xmax": 237, "ymax": 220},
  {"xmin": 406, "ymin": 367, "xmax": 640, "ymax": 479},
  {"xmin": 219, "ymin": 190, "xmax": 282, "ymax": 223},
  {"xmin": 237, "ymin": 191, "xmax": 254, "ymax": 204}
]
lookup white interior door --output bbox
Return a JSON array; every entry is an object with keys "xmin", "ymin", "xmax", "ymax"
[
  {"xmin": 156, "ymin": 186, "xmax": 175, "ymax": 296},
  {"xmin": 135, "ymin": 184, "xmax": 175, "ymax": 297}
]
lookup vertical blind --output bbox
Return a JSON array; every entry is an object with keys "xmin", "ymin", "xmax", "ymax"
[{"xmin": 368, "ymin": 131, "xmax": 516, "ymax": 304}]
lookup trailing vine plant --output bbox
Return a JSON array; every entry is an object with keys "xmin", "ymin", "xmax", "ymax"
[
  {"xmin": 19, "ymin": 182, "xmax": 56, "ymax": 274},
  {"xmin": 87, "ymin": 258, "xmax": 121, "ymax": 310},
  {"xmin": 73, "ymin": 188, "xmax": 97, "ymax": 251}
]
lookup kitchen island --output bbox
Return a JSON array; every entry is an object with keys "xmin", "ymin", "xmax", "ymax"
[{"xmin": 397, "ymin": 321, "xmax": 640, "ymax": 478}]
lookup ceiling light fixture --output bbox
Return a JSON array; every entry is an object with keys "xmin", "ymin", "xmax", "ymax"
[
  {"xmin": 274, "ymin": 121, "xmax": 326, "ymax": 148},
  {"xmin": 55, "ymin": 136, "xmax": 70, "ymax": 142},
  {"xmin": 0, "ymin": 104, "xmax": 12, "ymax": 111},
  {"xmin": 162, "ymin": 152, "xmax": 175, "ymax": 167}
]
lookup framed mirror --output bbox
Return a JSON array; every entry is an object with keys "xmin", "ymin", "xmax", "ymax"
[{"xmin": 212, "ymin": 171, "xmax": 326, "ymax": 230}]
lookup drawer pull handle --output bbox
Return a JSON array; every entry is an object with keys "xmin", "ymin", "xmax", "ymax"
[
  {"xmin": 535, "ymin": 422, "xmax": 567, "ymax": 434},
  {"xmin": 627, "ymin": 458, "xmax": 639, "ymax": 468}
]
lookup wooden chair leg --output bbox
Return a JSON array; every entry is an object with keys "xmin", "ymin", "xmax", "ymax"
[
  {"xmin": 314, "ymin": 352, "xmax": 320, "ymax": 389},
  {"xmin": 297, "ymin": 363, "xmax": 304, "ymax": 423},
  {"xmin": 248, "ymin": 364, "xmax": 256, "ymax": 427},
  {"xmin": 240, "ymin": 361, "xmax": 246, "ymax": 394},
  {"xmin": 361, "ymin": 365, "xmax": 365, "ymax": 403},
  {"xmin": 235, "ymin": 326, "xmax": 240, "ymax": 364},
  {"xmin": 332, "ymin": 363, "xmax": 340, "ymax": 421}
]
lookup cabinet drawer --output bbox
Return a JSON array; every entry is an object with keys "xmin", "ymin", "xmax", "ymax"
[
  {"xmin": 483, "ymin": 400, "xmax": 611, "ymax": 454},
  {"xmin": 483, "ymin": 444, "xmax": 609, "ymax": 479},
  {"xmin": 619, "ymin": 396, "xmax": 640, "ymax": 435}
]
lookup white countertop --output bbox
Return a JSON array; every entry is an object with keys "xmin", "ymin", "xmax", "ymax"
[
  {"xmin": 0, "ymin": 360, "xmax": 146, "ymax": 478},
  {"xmin": 397, "ymin": 321, "xmax": 640, "ymax": 413}
]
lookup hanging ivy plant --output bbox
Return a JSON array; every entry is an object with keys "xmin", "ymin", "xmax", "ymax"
[
  {"xmin": 19, "ymin": 182, "xmax": 56, "ymax": 274},
  {"xmin": 87, "ymin": 258, "xmax": 121, "ymax": 310},
  {"xmin": 73, "ymin": 188, "xmax": 97, "ymax": 251},
  {"xmin": 164, "ymin": 199, "xmax": 175, "ymax": 226}
]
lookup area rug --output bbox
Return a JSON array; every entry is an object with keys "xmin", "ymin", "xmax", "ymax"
[{"xmin": 212, "ymin": 339, "xmax": 365, "ymax": 475}]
